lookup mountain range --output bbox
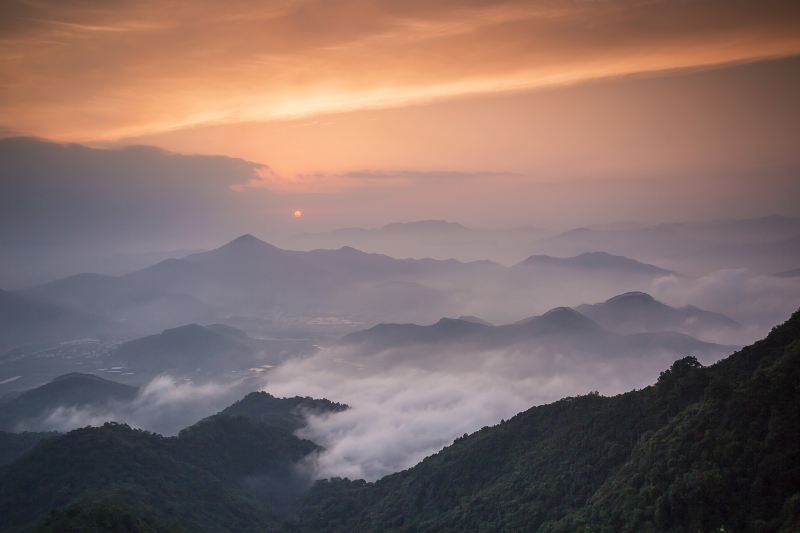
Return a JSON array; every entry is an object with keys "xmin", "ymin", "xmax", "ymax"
[
  {"xmin": 342, "ymin": 299, "xmax": 736, "ymax": 364},
  {"xmin": 4, "ymin": 235, "xmax": 691, "ymax": 349},
  {"xmin": 0, "ymin": 309, "xmax": 797, "ymax": 531}
]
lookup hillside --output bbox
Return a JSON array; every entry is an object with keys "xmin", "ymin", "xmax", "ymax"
[
  {"xmin": 0, "ymin": 289, "xmax": 114, "ymax": 350},
  {"xmin": 113, "ymin": 323, "xmax": 259, "ymax": 374},
  {"xmin": 0, "ymin": 373, "xmax": 138, "ymax": 432},
  {"xmin": 0, "ymin": 391, "xmax": 345, "ymax": 532},
  {"xmin": 576, "ymin": 291, "xmax": 740, "ymax": 339},
  {"xmin": 515, "ymin": 251, "xmax": 673, "ymax": 277},
  {"xmin": 294, "ymin": 309, "xmax": 800, "ymax": 532},
  {"xmin": 341, "ymin": 307, "xmax": 734, "ymax": 364}
]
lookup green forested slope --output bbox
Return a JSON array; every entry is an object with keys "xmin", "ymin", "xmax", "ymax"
[{"xmin": 294, "ymin": 310, "xmax": 800, "ymax": 532}]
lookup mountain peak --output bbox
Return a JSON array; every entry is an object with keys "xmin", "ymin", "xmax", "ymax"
[
  {"xmin": 605, "ymin": 291, "xmax": 657, "ymax": 305},
  {"xmin": 207, "ymin": 234, "xmax": 282, "ymax": 256},
  {"xmin": 517, "ymin": 307, "xmax": 600, "ymax": 334},
  {"xmin": 227, "ymin": 233, "xmax": 267, "ymax": 246}
]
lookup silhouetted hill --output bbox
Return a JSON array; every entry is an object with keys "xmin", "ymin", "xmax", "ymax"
[
  {"xmin": 0, "ymin": 373, "xmax": 137, "ymax": 431},
  {"xmin": 517, "ymin": 251, "xmax": 674, "ymax": 277},
  {"xmin": 539, "ymin": 215, "xmax": 800, "ymax": 275},
  {"xmin": 21, "ymin": 235, "xmax": 498, "ymax": 331},
  {"xmin": 294, "ymin": 309, "xmax": 800, "ymax": 532},
  {"xmin": 0, "ymin": 391, "xmax": 346, "ymax": 532},
  {"xmin": 219, "ymin": 391, "xmax": 347, "ymax": 433},
  {"xmin": 0, "ymin": 289, "xmax": 114, "ymax": 350},
  {"xmin": 775, "ymin": 268, "xmax": 800, "ymax": 278},
  {"xmin": 341, "ymin": 307, "xmax": 732, "ymax": 362},
  {"xmin": 0, "ymin": 431, "xmax": 57, "ymax": 467},
  {"xmin": 113, "ymin": 323, "xmax": 256, "ymax": 374},
  {"xmin": 576, "ymin": 291, "xmax": 741, "ymax": 338}
]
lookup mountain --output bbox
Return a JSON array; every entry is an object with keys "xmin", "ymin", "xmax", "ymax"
[
  {"xmin": 0, "ymin": 373, "xmax": 138, "ymax": 431},
  {"xmin": 341, "ymin": 307, "xmax": 732, "ymax": 363},
  {"xmin": 2, "ymin": 312, "xmax": 798, "ymax": 531},
  {"xmin": 0, "ymin": 391, "xmax": 345, "ymax": 532},
  {"xmin": 294, "ymin": 309, "xmax": 800, "ymax": 532},
  {"xmin": 775, "ymin": 268, "xmax": 800, "ymax": 278},
  {"xmin": 576, "ymin": 291, "xmax": 741, "ymax": 339},
  {"xmin": 538, "ymin": 215, "xmax": 800, "ymax": 275},
  {"xmin": 289, "ymin": 220, "xmax": 545, "ymax": 264},
  {"xmin": 516, "ymin": 251, "xmax": 674, "ymax": 278},
  {"xmin": 0, "ymin": 431, "xmax": 56, "ymax": 467},
  {"xmin": 21, "ymin": 235, "xmax": 497, "ymax": 333},
  {"xmin": 381, "ymin": 220, "xmax": 472, "ymax": 235},
  {"xmin": 112, "ymin": 323, "xmax": 260, "ymax": 374},
  {"xmin": 219, "ymin": 391, "xmax": 347, "ymax": 433},
  {"xmin": 0, "ymin": 289, "xmax": 114, "ymax": 350}
]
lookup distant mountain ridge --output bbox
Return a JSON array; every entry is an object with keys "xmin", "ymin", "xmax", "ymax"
[
  {"xmin": 294, "ymin": 308, "xmax": 800, "ymax": 532},
  {"xmin": 0, "ymin": 373, "xmax": 137, "ymax": 431},
  {"xmin": 1, "ymin": 310, "xmax": 796, "ymax": 531},
  {"xmin": 15, "ymin": 234, "xmax": 679, "ymax": 339},
  {"xmin": 576, "ymin": 291, "xmax": 740, "ymax": 339},
  {"xmin": 342, "ymin": 303, "xmax": 734, "ymax": 364},
  {"xmin": 516, "ymin": 251, "xmax": 674, "ymax": 277}
]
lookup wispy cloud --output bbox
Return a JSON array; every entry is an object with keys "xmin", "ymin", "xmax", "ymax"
[{"xmin": 1, "ymin": 0, "xmax": 798, "ymax": 141}]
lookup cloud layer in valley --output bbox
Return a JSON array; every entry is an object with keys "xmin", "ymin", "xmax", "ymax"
[{"xmin": 27, "ymin": 375, "xmax": 255, "ymax": 436}]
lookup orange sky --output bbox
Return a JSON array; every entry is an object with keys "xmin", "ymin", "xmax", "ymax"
[{"xmin": 2, "ymin": 0, "xmax": 800, "ymax": 227}]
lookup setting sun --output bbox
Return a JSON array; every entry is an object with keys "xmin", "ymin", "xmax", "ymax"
[{"xmin": 293, "ymin": 209, "xmax": 303, "ymax": 219}]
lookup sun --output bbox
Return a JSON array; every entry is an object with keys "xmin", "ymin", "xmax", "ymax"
[{"xmin": 292, "ymin": 209, "xmax": 303, "ymax": 219}]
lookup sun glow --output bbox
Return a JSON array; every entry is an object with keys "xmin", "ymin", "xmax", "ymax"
[{"xmin": 293, "ymin": 209, "xmax": 303, "ymax": 219}]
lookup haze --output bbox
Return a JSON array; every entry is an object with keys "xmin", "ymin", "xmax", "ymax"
[{"xmin": 1, "ymin": 3, "xmax": 800, "ymax": 530}]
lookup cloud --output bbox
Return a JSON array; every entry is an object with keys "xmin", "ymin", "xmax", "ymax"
[
  {"xmin": 264, "ymin": 339, "xmax": 719, "ymax": 481},
  {"xmin": 35, "ymin": 375, "xmax": 255, "ymax": 436},
  {"xmin": 649, "ymin": 270, "xmax": 800, "ymax": 343},
  {"xmin": 1, "ymin": 0, "xmax": 799, "ymax": 141},
  {"xmin": 0, "ymin": 136, "xmax": 284, "ymax": 285}
]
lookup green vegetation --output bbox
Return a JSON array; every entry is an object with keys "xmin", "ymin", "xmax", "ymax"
[
  {"xmin": 0, "ymin": 393, "xmax": 345, "ymax": 532},
  {"xmin": 294, "ymin": 310, "xmax": 800, "ymax": 532},
  {"xmin": 1, "ymin": 311, "xmax": 799, "ymax": 532}
]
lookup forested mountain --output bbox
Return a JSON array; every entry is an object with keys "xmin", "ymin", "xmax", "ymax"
[
  {"xmin": 0, "ymin": 311, "xmax": 797, "ymax": 531},
  {"xmin": 295, "ymin": 309, "xmax": 800, "ymax": 532},
  {"xmin": 0, "ymin": 392, "xmax": 346, "ymax": 532}
]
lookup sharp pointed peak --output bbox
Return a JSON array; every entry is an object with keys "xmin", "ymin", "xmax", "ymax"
[{"xmin": 228, "ymin": 233, "xmax": 267, "ymax": 245}]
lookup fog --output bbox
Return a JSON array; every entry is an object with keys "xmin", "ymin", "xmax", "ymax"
[
  {"xmin": 23, "ymin": 376, "xmax": 257, "ymax": 436},
  {"xmin": 264, "ymin": 335, "xmax": 730, "ymax": 481},
  {"xmin": 650, "ymin": 270, "xmax": 800, "ymax": 343}
]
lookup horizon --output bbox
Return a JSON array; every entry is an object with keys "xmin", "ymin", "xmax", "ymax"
[{"xmin": 1, "ymin": 2, "xmax": 800, "ymax": 531}]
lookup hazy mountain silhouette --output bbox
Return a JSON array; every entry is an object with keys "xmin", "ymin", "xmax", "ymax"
[
  {"xmin": 342, "ymin": 306, "xmax": 733, "ymax": 363},
  {"xmin": 113, "ymin": 323, "xmax": 263, "ymax": 375},
  {"xmin": 292, "ymin": 219, "xmax": 545, "ymax": 264},
  {"xmin": 21, "ymin": 235, "xmax": 499, "ymax": 333},
  {"xmin": 0, "ymin": 373, "xmax": 137, "ymax": 431},
  {"xmin": 0, "ymin": 289, "xmax": 116, "ymax": 350},
  {"xmin": 576, "ymin": 291, "xmax": 740, "ymax": 339},
  {"xmin": 516, "ymin": 251, "xmax": 674, "ymax": 278},
  {"xmin": 539, "ymin": 215, "xmax": 800, "ymax": 275}
]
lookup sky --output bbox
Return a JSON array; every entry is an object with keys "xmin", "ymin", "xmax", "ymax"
[{"xmin": 1, "ymin": 0, "xmax": 800, "ymax": 233}]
